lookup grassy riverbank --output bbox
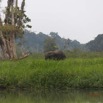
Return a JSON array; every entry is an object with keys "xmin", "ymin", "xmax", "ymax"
[{"xmin": 0, "ymin": 56, "xmax": 103, "ymax": 90}]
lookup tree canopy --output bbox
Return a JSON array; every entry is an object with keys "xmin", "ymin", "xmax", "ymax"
[{"xmin": 0, "ymin": 0, "xmax": 31, "ymax": 60}]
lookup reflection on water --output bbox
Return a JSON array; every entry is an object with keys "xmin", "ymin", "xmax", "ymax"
[{"xmin": 0, "ymin": 89, "xmax": 103, "ymax": 103}]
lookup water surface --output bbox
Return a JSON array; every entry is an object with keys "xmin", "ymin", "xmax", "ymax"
[{"xmin": 0, "ymin": 89, "xmax": 103, "ymax": 103}]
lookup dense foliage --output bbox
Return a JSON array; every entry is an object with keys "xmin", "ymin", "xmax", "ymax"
[
  {"xmin": 17, "ymin": 31, "xmax": 84, "ymax": 53},
  {"xmin": 44, "ymin": 37, "xmax": 58, "ymax": 52},
  {"xmin": 17, "ymin": 31, "xmax": 103, "ymax": 53},
  {"xmin": 86, "ymin": 34, "xmax": 103, "ymax": 52},
  {"xmin": 0, "ymin": 0, "xmax": 31, "ymax": 60}
]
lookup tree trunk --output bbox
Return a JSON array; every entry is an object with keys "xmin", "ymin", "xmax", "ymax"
[
  {"xmin": 0, "ymin": 31, "xmax": 9, "ymax": 59},
  {"xmin": 10, "ymin": 34, "xmax": 17, "ymax": 59},
  {"xmin": 10, "ymin": 1, "xmax": 17, "ymax": 59},
  {"xmin": 5, "ymin": 38, "xmax": 13, "ymax": 59}
]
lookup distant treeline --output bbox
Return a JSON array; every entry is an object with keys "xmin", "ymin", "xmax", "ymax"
[{"xmin": 16, "ymin": 30, "xmax": 103, "ymax": 53}]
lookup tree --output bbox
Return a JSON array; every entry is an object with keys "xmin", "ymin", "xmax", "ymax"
[
  {"xmin": 44, "ymin": 37, "xmax": 58, "ymax": 52},
  {"xmin": 0, "ymin": 0, "xmax": 31, "ymax": 59}
]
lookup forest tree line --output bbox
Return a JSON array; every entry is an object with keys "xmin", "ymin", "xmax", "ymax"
[{"xmin": 14, "ymin": 30, "xmax": 103, "ymax": 54}]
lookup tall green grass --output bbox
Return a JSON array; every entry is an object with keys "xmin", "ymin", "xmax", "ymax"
[{"xmin": 0, "ymin": 56, "xmax": 103, "ymax": 90}]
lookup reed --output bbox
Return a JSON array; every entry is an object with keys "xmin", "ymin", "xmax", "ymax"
[{"xmin": 0, "ymin": 56, "xmax": 103, "ymax": 90}]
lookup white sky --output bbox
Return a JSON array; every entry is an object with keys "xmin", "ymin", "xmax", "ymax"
[{"xmin": 1, "ymin": 0, "xmax": 103, "ymax": 43}]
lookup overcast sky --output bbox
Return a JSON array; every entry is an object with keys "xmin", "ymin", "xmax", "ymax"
[{"xmin": 1, "ymin": 0, "xmax": 103, "ymax": 43}]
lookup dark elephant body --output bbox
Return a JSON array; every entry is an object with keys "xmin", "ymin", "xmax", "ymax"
[{"xmin": 45, "ymin": 50, "xmax": 66, "ymax": 60}]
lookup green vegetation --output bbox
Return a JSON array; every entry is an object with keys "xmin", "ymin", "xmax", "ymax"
[
  {"xmin": 44, "ymin": 36, "xmax": 58, "ymax": 52},
  {"xmin": 65, "ymin": 50, "xmax": 103, "ymax": 58},
  {"xmin": 0, "ymin": 53, "xmax": 103, "ymax": 90}
]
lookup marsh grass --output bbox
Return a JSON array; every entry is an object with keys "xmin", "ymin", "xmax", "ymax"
[{"xmin": 0, "ymin": 56, "xmax": 103, "ymax": 90}]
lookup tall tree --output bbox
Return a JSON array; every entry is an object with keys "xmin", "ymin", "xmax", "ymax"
[
  {"xmin": 44, "ymin": 37, "xmax": 58, "ymax": 52},
  {"xmin": 0, "ymin": 0, "xmax": 31, "ymax": 59}
]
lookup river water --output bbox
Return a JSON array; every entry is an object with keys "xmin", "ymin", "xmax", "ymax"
[{"xmin": 0, "ymin": 89, "xmax": 103, "ymax": 103}]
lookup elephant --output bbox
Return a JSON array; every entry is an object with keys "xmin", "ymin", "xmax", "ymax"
[{"xmin": 45, "ymin": 50, "xmax": 66, "ymax": 60}]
